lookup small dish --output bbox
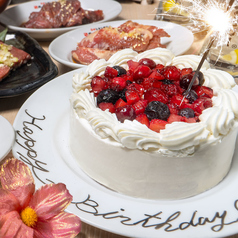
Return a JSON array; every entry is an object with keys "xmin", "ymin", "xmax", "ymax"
[
  {"xmin": 0, "ymin": 0, "xmax": 122, "ymax": 40},
  {"xmin": 0, "ymin": 28, "xmax": 58, "ymax": 98},
  {"xmin": 0, "ymin": 116, "xmax": 15, "ymax": 161}
]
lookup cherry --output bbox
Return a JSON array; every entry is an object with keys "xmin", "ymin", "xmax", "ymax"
[
  {"xmin": 138, "ymin": 58, "xmax": 156, "ymax": 69},
  {"xmin": 115, "ymin": 105, "xmax": 136, "ymax": 122}
]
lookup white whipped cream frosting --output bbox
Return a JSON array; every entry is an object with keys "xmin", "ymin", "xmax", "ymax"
[{"xmin": 71, "ymin": 48, "xmax": 238, "ymax": 156}]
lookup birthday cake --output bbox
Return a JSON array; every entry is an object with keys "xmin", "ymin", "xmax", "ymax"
[{"xmin": 69, "ymin": 48, "xmax": 238, "ymax": 200}]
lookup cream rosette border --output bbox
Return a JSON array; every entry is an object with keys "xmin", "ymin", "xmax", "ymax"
[{"xmin": 71, "ymin": 48, "xmax": 238, "ymax": 156}]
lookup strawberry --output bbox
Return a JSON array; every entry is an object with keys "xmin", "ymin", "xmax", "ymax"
[
  {"xmin": 104, "ymin": 66, "xmax": 118, "ymax": 78},
  {"xmin": 180, "ymin": 67, "xmax": 193, "ymax": 77},
  {"xmin": 111, "ymin": 77, "xmax": 127, "ymax": 91},
  {"xmin": 170, "ymin": 94, "xmax": 189, "ymax": 107},
  {"xmin": 167, "ymin": 114, "xmax": 184, "ymax": 123},
  {"xmin": 135, "ymin": 113, "xmax": 150, "ymax": 127},
  {"xmin": 127, "ymin": 60, "xmax": 139, "ymax": 71},
  {"xmin": 149, "ymin": 70, "xmax": 165, "ymax": 80},
  {"xmin": 149, "ymin": 119, "xmax": 168, "ymax": 132},
  {"xmin": 144, "ymin": 88, "xmax": 169, "ymax": 104},
  {"xmin": 152, "ymin": 80, "xmax": 163, "ymax": 89},
  {"xmin": 194, "ymin": 85, "xmax": 213, "ymax": 98},
  {"xmin": 115, "ymin": 98, "xmax": 128, "ymax": 108},
  {"xmin": 98, "ymin": 102, "xmax": 116, "ymax": 113},
  {"xmin": 132, "ymin": 99, "xmax": 148, "ymax": 115},
  {"xmin": 155, "ymin": 64, "xmax": 164, "ymax": 71},
  {"xmin": 167, "ymin": 103, "xmax": 180, "ymax": 114},
  {"xmin": 125, "ymin": 90, "xmax": 140, "ymax": 104}
]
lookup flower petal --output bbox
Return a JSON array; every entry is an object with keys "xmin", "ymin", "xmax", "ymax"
[
  {"xmin": 34, "ymin": 212, "xmax": 81, "ymax": 238},
  {"xmin": 0, "ymin": 158, "xmax": 35, "ymax": 208},
  {"xmin": 50, "ymin": 212, "xmax": 81, "ymax": 238},
  {"xmin": 29, "ymin": 183, "xmax": 72, "ymax": 220},
  {"xmin": 0, "ymin": 188, "xmax": 20, "ymax": 216},
  {"xmin": 0, "ymin": 210, "xmax": 34, "ymax": 238}
]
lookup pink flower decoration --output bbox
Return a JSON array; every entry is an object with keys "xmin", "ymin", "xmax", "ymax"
[{"xmin": 0, "ymin": 158, "xmax": 81, "ymax": 238}]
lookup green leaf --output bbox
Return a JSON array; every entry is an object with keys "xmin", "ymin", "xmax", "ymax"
[{"xmin": 0, "ymin": 28, "xmax": 8, "ymax": 42}]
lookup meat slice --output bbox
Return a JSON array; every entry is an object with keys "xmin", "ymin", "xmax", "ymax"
[
  {"xmin": 22, "ymin": 0, "xmax": 104, "ymax": 29},
  {"xmin": 72, "ymin": 20, "xmax": 170, "ymax": 65},
  {"xmin": 77, "ymin": 27, "xmax": 153, "ymax": 52},
  {"xmin": 72, "ymin": 47, "xmax": 117, "ymax": 65},
  {"xmin": 0, "ymin": 41, "xmax": 31, "ymax": 81}
]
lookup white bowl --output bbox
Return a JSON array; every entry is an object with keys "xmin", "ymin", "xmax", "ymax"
[{"xmin": 0, "ymin": 0, "xmax": 122, "ymax": 40}]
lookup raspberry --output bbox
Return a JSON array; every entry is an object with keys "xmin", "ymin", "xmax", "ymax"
[
  {"xmin": 160, "ymin": 83, "xmax": 178, "ymax": 97},
  {"xmin": 126, "ymin": 82, "xmax": 144, "ymax": 97},
  {"xmin": 91, "ymin": 76, "xmax": 108, "ymax": 95}
]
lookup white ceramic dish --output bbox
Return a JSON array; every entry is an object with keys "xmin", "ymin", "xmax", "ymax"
[
  {"xmin": 0, "ymin": 116, "xmax": 15, "ymax": 161},
  {"xmin": 0, "ymin": 0, "xmax": 122, "ymax": 40},
  {"xmin": 49, "ymin": 20, "xmax": 194, "ymax": 69},
  {"xmin": 12, "ymin": 68, "xmax": 238, "ymax": 238}
]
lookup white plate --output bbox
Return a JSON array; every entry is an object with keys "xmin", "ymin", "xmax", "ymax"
[
  {"xmin": 0, "ymin": 0, "xmax": 122, "ymax": 40},
  {"xmin": 12, "ymin": 68, "xmax": 238, "ymax": 238},
  {"xmin": 49, "ymin": 20, "xmax": 194, "ymax": 69},
  {"xmin": 0, "ymin": 116, "xmax": 15, "ymax": 161}
]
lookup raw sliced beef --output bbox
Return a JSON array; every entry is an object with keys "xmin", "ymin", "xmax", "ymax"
[
  {"xmin": 72, "ymin": 20, "xmax": 170, "ymax": 65},
  {"xmin": 22, "ymin": 0, "xmax": 104, "ymax": 29}
]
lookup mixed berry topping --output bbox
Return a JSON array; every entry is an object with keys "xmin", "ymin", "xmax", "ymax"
[{"xmin": 90, "ymin": 58, "xmax": 213, "ymax": 133}]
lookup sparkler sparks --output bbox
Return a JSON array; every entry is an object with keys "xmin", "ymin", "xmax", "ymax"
[{"xmin": 158, "ymin": 0, "xmax": 238, "ymax": 47}]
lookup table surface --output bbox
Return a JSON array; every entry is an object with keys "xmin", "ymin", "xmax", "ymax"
[{"xmin": 0, "ymin": 0, "xmax": 238, "ymax": 237}]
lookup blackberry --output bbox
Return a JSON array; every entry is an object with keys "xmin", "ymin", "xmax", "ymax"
[
  {"xmin": 97, "ymin": 89, "xmax": 119, "ymax": 105},
  {"xmin": 144, "ymin": 101, "xmax": 170, "ymax": 121},
  {"xmin": 112, "ymin": 66, "xmax": 127, "ymax": 76},
  {"xmin": 162, "ymin": 79, "xmax": 174, "ymax": 85},
  {"xmin": 179, "ymin": 108, "xmax": 195, "ymax": 118}
]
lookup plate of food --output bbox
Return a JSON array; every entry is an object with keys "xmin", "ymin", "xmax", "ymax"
[
  {"xmin": 48, "ymin": 19, "xmax": 194, "ymax": 69},
  {"xmin": 12, "ymin": 47, "xmax": 238, "ymax": 237},
  {"xmin": 0, "ymin": 0, "xmax": 122, "ymax": 40},
  {"xmin": 0, "ymin": 27, "xmax": 58, "ymax": 98}
]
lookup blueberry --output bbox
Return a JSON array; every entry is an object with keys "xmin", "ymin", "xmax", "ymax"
[
  {"xmin": 97, "ymin": 89, "xmax": 119, "ymax": 105},
  {"xmin": 144, "ymin": 101, "xmax": 170, "ymax": 121},
  {"xmin": 179, "ymin": 108, "xmax": 195, "ymax": 118},
  {"xmin": 112, "ymin": 66, "xmax": 127, "ymax": 76},
  {"xmin": 183, "ymin": 89, "xmax": 198, "ymax": 103}
]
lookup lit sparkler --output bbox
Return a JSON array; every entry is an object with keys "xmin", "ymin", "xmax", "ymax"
[{"xmin": 182, "ymin": 0, "xmax": 237, "ymax": 95}]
